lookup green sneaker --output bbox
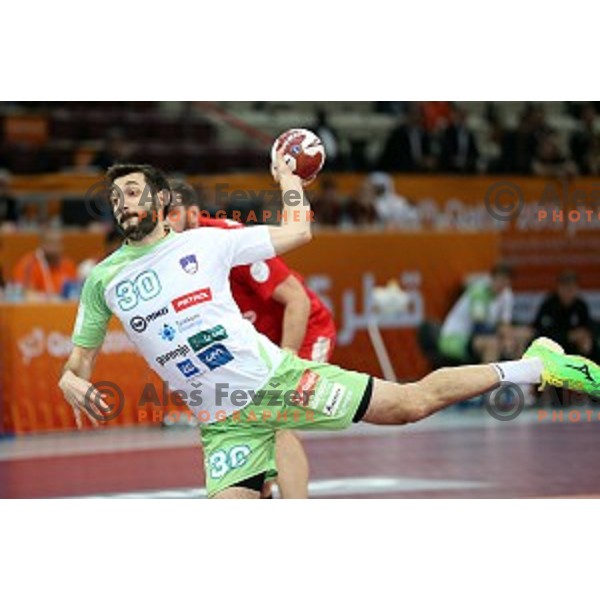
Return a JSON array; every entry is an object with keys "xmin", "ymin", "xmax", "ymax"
[{"xmin": 523, "ymin": 337, "xmax": 600, "ymax": 396}]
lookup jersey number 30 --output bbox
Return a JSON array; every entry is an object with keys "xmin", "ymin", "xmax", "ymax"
[{"xmin": 116, "ymin": 270, "xmax": 162, "ymax": 311}]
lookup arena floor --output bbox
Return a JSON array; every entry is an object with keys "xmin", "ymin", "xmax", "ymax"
[{"xmin": 1, "ymin": 409, "xmax": 599, "ymax": 498}]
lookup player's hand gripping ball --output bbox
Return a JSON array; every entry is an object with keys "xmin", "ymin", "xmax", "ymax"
[{"xmin": 271, "ymin": 128, "xmax": 326, "ymax": 185}]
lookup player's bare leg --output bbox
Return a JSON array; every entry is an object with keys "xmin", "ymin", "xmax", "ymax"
[
  {"xmin": 363, "ymin": 361, "xmax": 536, "ymax": 424},
  {"xmin": 272, "ymin": 430, "xmax": 309, "ymax": 499},
  {"xmin": 214, "ymin": 487, "xmax": 261, "ymax": 499}
]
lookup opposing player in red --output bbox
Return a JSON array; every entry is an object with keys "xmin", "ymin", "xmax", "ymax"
[{"xmin": 167, "ymin": 182, "xmax": 336, "ymax": 498}]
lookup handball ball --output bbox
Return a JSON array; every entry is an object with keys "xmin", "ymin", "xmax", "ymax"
[{"xmin": 271, "ymin": 128, "xmax": 326, "ymax": 184}]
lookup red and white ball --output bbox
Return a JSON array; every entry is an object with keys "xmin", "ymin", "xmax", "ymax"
[{"xmin": 271, "ymin": 128, "xmax": 326, "ymax": 184}]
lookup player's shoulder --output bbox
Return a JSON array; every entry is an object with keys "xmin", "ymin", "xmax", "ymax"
[
  {"xmin": 198, "ymin": 217, "xmax": 244, "ymax": 230},
  {"xmin": 178, "ymin": 222, "xmax": 247, "ymax": 246},
  {"xmin": 234, "ymin": 255, "xmax": 290, "ymax": 286},
  {"xmin": 177, "ymin": 227, "xmax": 225, "ymax": 245},
  {"xmin": 84, "ymin": 246, "xmax": 132, "ymax": 290}
]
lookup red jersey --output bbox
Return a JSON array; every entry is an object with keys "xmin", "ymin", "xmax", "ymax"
[{"xmin": 197, "ymin": 217, "xmax": 336, "ymax": 361}]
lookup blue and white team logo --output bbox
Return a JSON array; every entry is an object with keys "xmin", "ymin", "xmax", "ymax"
[
  {"xmin": 197, "ymin": 343, "xmax": 234, "ymax": 371},
  {"xmin": 179, "ymin": 254, "xmax": 198, "ymax": 275},
  {"xmin": 176, "ymin": 359, "xmax": 201, "ymax": 379},
  {"xmin": 159, "ymin": 323, "xmax": 177, "ymax": 342}
]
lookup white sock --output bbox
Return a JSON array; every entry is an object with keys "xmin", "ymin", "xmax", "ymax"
[{"xmin": 491, "ymin": 358, "xmax": 543, "ymax": 385}]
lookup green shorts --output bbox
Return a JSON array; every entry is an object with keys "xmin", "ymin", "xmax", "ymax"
[{"xmin": 200, "ymin": 352, "xmax": 372, "ymax": 497}]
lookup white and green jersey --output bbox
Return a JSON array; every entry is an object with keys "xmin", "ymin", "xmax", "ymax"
[{"xmin": 72, "ymin": 226, "xmax": 284, "ymax": 422}]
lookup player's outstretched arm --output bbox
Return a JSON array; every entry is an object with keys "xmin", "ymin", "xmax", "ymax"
[
  {"xmin": 59, "ymin": 345, "xmax": 109, "ymax": 429},
  {"xmin": 267, "ymin": 150, "xmax": 312, "ymax": 255}
]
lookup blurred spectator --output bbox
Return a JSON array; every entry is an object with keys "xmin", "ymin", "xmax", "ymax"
[
  {"xmin": 92, "ymin": 128, "xmax": 135, "ymax": 169},
  {"xmin": 76, "ymin": 229, "xmax": 123, "ymax": 288},
  {"xmin": 421, "ymin": 101, "xmax": 452, "ymax": 133},
  {"xmin": 64, "ymin": 145, "xmax": 102, "ymax": 174},
  {"xmin": 375, "ymin": 102, "xmax": 408, "ymax": 116},
  {"xmin": 440, "ymin": 107, "xmax": 479, "ymax": 173},
  {"xmin": 533, "ymin": 271, "xmax": 598, "ymax": 359},
  {"xmin": 0, "ymin": 170, "xmax": 19, "ymax": 225},
  {"xmin": 483, "ymin": 105, "xmax": 506, "ymax": 173},
  {"xmin": 532, "ymin": 134, "xmax": 576, "ymax": 177},
  {"xmin": 570, "ymin": 104, "xmax": 600, "ymax": 175},
  {"xmin": 167, "ymin": 181, "xmax": 203, "ymax": 232},
  {"xmin": 225, "ymin": 187, "xmax": 262, "ymax": 225},
  {"xmin": 378, "ymin": 106, "xmax": 435, "ymax": 172},
  {"xmin": 313, "ymin": 110, "xmax": 341, "ymax": 169},
  {"xmin": 12, "ymin": 227, "xmax": 77, "ymax": 300},
  {"xmin": 499, "ymin": 104, "xmax": 552, "ymax": 174},
  {"xmin": 369, "ymin": 173, "xmax": 420, "ymax": 228},
  {"xmin": 438, "ymin": 263, "xmax": 525, "ymax": 364},
  {"xmin": 344, "ymin": 178, "xmax": 378, "ymax": 226},
  {"xmin": 310, "ymin": 178, "xmax": 344, "ymax": 226},
  {"xmin": 347, "ymin": 139, "xmax": 370, "ymax": 171}
]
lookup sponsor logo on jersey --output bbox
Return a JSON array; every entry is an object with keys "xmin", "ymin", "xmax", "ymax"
[
  {"xmin": 179, "ymin": 254, "xmax": 198, "ymax": 275},
  {"xmin": 156, "ymin": 344, "xmax": 191, "ymax": 367},
  {"xmin": 188, "ymin": 325, "xmax": 228, "ymax": 352},
  {"xmin": 176, "ymin": 314, "xmax": 203, "ymax": 333},
  {"xmin": 324, "ymin": 383, "xmax": 346, "ymax": 417},
  {"xmin": 172, "ymin": 288, "xmax": 212, "ymax": 313},
  {"xmin": 176, "ymin": 358, "xmax": 202, "ymax": 379},
  {"xmin": 159, "ymin": 323, "xmax": 177, "ymax": 342},
  {"xmin": 130, "ymin": 306, "xmax": 169, "ymax": 333},
  {"xmin": 294, "ymin": 369, "xmax": 320, "ymax": 406},
  {"xmin": 197, "ymin": 343, "xmax": 234, "ymax": 371}
]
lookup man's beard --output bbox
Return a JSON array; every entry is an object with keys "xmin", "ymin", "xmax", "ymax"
[{"xmin": 117, "ymin": 206, "xmax": 159, "ymax": 241}]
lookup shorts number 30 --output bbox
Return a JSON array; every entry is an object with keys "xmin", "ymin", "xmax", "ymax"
[{"xmin": 209, "ymin": 445, "xmax": 251, "ymax": 480}]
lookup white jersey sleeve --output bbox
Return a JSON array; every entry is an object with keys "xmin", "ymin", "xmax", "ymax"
[{"xmin": 200, "ymin": 226, "xmax": 275, "ymax": 267}]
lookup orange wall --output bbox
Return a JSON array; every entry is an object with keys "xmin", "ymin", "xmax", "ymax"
[
  {"xmin": 0, "ymin": 230, "xmax": 500, "ymax": 434},
  {"xmin": 10, "ymin": 172, "xmax": 600, "ymax": 202}
]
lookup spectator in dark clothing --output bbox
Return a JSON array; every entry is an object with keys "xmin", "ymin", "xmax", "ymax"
[
  {"xmin": 347, "ymin": 139, "xmax": 370, "ymax": 171},
  {"xmin": 440, "ymin": 108, "xmax": 479, "ymax": 173},
  {"xmin": 310, "ymin": 178, "xmax": 344, "ymax": 226},
  {"xmin": 421, "ymin": 101, "xmax": 452, "ymax": 133},
  {"xmin": 375, "ymin": 102, "xmax": 408, "ymax": 116},
  {"xmin": 92, "ymin": 128, "xmax": 135, "ymax": 170},
  {"xmin": 533, "ymin": 271, "xmax": 598, "ymax": 359},
  {"xmin": 499, "ymin": 104, "xmax": 552, "ymax": 174},
  {"xmin": 344, "ymin": 178, "xmax": 378, "ymax": 226},
  {"xmin": 532, "ymin": 134, "xmax": 576, "ymax": 177},
  {"xmin": 570, "ymin": 104, "xmax": 600, "ymax": 175},
  {"xmin": 313, "ymin": 110, "xmax": 342, "ymax": 170},
  {"xmin": 378, "ymin": 106, "xmax": 435, "ymax": 172},
  {"xmin": 0, "ymin": 170, "xmax": 19, "ymax": 224}
]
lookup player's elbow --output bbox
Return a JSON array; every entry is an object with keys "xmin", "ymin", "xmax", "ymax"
[
  {"xmin": 297, "ymin": 229, "xmax": 312, "ymax": 246},
  {"xmin": 271, "ymin": 227, "xmax": 312, "ymax": 254},
  {"xmin": 286, "ymin": 229, "xmax": 312, "ymax": 251}
]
